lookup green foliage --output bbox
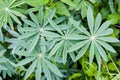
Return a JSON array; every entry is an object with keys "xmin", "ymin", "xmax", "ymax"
[{"xmin": 0, "ymin": 0, "xmax": 120, "ymax": 80}]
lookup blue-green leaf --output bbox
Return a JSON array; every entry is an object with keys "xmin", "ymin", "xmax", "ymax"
[
  {"xmin": 68, "ymin": 40, "xmax": 89, "ymax": 52},
  {"xmin": 98, "ymin": 37, "xmax": 119, "ymax": 43},
  {"xmin": 42, "ymin": 59, "xmax": 52, "ymax": 80},
  {"xmin": 75, "ymin": 42, "xmax": 90, "ymax": 61},
  {"xmin": 89, "ymin": 41, "xmax": 95, "ymax": 63},
  {"xmin": 24, "ymin": 59, "xmax": 38, "ymax": 80},
  {"xmin": 48, "ymin": 40, "xmax": 64, "ymax": 57},
  {"xmin": 97, "ymin": 40, "xmax": 116, "ymax": 53},
  {"xmin": 45, "ymin": 59, "xmax": 63, "ymax": 77},
  {"xmin": 87, "ymin": 6, "xmax": 94, "ymax": 34},
  {"xmin": 94, "ymin": 13, "xmax": 102, "ymax": 33},
  {"xmin": 16, "ymin": 57, "xmax": 36, "ymax": 66},
  {"xmin": 95, "ymin": 42, "xmax": 108, "ymax": 62}
]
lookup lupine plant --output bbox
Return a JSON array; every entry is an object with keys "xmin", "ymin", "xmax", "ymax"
[{"xmin": 0, "ymin": 0, "xmax": 120, "ymax": 80}]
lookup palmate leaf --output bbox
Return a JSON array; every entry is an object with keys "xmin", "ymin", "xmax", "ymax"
[
  {"xmin": 16, "ymin": 46, "xmax": 63, "ymax": 80},
  {"xmin": 68, "ymin": 6, "xmax": 119, "ymax": 66},
  {"xmin": 47, "ymin": 19, "xmax": 82, "ymax": 63},
  {"xmin": 10, "ymin": 6, "xmax": 59, "ymax": 54},
  {"xmin": 0, "ymin": 0, "xmax": 26, "ymax": 29}
]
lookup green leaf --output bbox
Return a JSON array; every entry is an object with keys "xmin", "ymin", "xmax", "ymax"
[
  {"xmin": 69, "ymin": 73, "xmax": 81, "ymax": 80},
  {"xmin": 107, "ymin": 13, "xmax": 120, "ymax": 25},
  {"xmin": 108, "ymin": 0, "xmax": 115, "ymax": 13},
  {"xmin": 22, "ymin": 0, "xmax": 49, "ymax": 7},
  {"xmin": 45, "ymin": 59, "xmax": 63, "ymax": 77},
  {"xmin": 87, "ymin": 6, "xmax": 94, "ymax": 34},
  {"xmin": 55, "ymin": 2, "xmax": 71, "ymax": 16},
  {"xmin": 61, "ymin": 0, "xmax": 76, "ymax": 7},
  {"xmin": 108, "ymin": 62, "xmax": 116, "ymax": 71},
  {"xmin": 24, "ymin": 59, "xmax": 38, "ymax": 80},
  {"xmin": 77, "ymin": 1, "xmax": 92, "ymax": 19}
]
